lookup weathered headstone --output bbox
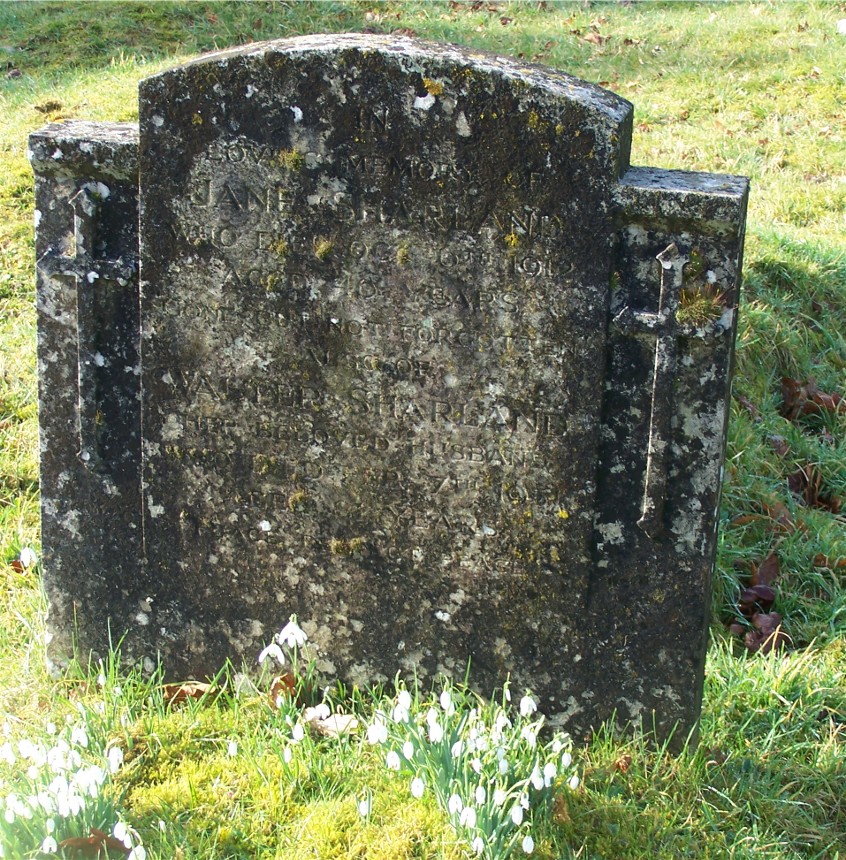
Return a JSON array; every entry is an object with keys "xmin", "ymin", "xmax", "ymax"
[{"xmin": 31, "ymin": 34, "xmax": 748, "ymax": 745}]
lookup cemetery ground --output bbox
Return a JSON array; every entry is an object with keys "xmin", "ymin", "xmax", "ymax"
[{"xmin": 0, "ymin": 2, "xmax": 844, "ymax": 858}]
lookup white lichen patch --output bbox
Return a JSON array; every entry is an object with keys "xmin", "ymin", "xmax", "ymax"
[
  {"xmin": 596, "ymin": 521, "xmax": 625, "ymax": 545},
  {"xmin": 160, "ymin": 414, "xmax": 184, "ymax": 441},
  {"xmin": 147, "ymin": 496, "xmax": 165, "ymax": 519},
  {"xmin": 414, "ymin": 93, "xmax": 436, "ymax": 111}
]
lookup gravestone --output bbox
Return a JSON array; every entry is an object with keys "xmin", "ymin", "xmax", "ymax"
[{"xmin": 31, "ymin": 34, "xmax": 748, "ymax": 746}]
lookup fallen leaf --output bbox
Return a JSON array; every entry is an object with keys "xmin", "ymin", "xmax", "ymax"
[
  {"xmin": 735, "ymin": 393, "xmax": 761, "ymax": 421},
  {"xmin": 767, "ymin": 435, "xmax": 790, "ymax": 457},
  {"xmin": 813, "ymin": 554, "xmax": 846, "ymax": 569},
  {"xmin": 499, "ymin": 16, "xmax": 512, "ymax": 25},
  {"xmin": 745, "ymin": 612, "xmax": 790, "ymax": 654},
  {"xmin": 269, "ymin": 673, "xmax": 296, "ymax": 708},
  {"xmin": 34, "ymin": 100, "xmax": 62, "ymax": 113},
  {"xmin": 751, "ymin": 552, "xmax": 780, "ymax": 587},
  {"xmin": 583, "ymin": 31, "xmax": 609, "ymax": 45},
  {"xmin": 393, "ymin": 27, "xmax": 417, "ymax": 37},
  {"xmin": 551, "ymin": 791, "xmax": 570, "ymax": 824},
  {"xmin": 781, "ymin": 376, "xmax": 844, "ymax": 421},
  {"xmin": 10, "ymin": 559, "xmax": 24, "ymax": 573},
  {"xmin": 613, "ymin": 753, "xmax": 632, "ymax": 773},
  {"xmin": 58, "ymin": 827, "xmax": 129, "ymax": 857},
  {"xmin": 161, "ymin": 681, "xmax": 217, "ymax": 707},
  {"xmin": 787, "ymin": 464, "xmax": 842, "ymax": 514}
]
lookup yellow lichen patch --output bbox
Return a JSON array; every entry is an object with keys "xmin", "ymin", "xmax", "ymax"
[
  {"xmin": 396, "ymin": 244, "xmax": 410, "ymax": 266},
  {"xmin": 422, "ymin": 77, "xmax": 443, "ymax": 97},
  {"xmin": 503, "ymin": 232, "xmax": 520, "ymax": 249},
  {"xmin": 527, "ymin": 109, "xmax": 549, "ymax": 134},
  {"xmin": 274, "ymin": 148, "xmax": 304, "ymax": 170},
  {"xmin": 313, "ymin": 237, "xmax": 334, "ymax": 260},
  {"xmin": 191, "ymin": 112, "xmax": 203, "ymax": 126},
  {"xmin": 557, "ymin": 508, "xmax": 570, "ymax": 520},
  {"xmin": 288, "ymin": 489, "xmax": 306, "ymax": 512},
  {"xmin": 329, "ymin": 536, "xmax": 366, "ymax": 555},
  {"xmin": 270, "ymin": 238, "xmax": 289, "ymax": 257}
]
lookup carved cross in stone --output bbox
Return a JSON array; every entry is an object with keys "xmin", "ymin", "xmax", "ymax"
[
  {"xmin": 612, "ymin": 243, "xmax": 688, "ymax": 539},
  {"xmin": 36, "ymin": 183, "xmax": 136, "ymax": 468}
]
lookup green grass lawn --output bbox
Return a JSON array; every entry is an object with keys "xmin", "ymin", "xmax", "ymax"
[{"xmin": 1, "ymin": 2, "xmax": 845, "ymax": 858}]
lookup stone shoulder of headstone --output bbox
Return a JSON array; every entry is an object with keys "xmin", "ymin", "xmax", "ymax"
[{"xmin": 28, "ymin": 120, "xmax": 138, "ymax": 179}]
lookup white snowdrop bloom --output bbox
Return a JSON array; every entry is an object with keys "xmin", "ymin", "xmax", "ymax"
[
  {"xmin": 543, "ymin": 762, "xmax": 557, "ymax": 786},
  {"xmin": 493, "ymin": 788, "xmax": 507, "ymax": 806},
  {"xmin": 425, "ymin": 707, "xmax": 439, "ymax": 727},
  {"xmin": 498, "ymin": 758, "xmax": 509, "ymax": 775},
  {"xmin": 227, "ymin": 741, "xmax": 238, "ymax": 757},
  {"xmin": 391, "ymin": 702, "xmax": 410, "ymax": 723},
  {"xmin": 402, "ymin": 740, "xmax": 414, "ymax": 760},
  {"xmin": 366, "ymin": 719, "xmax": 388, "ymax": 745},
  {"xmin": 397, "ymin": 690, "xmax": 412, "ymax": 711},
  {"xmin": 519, "ymin": 696, "xmax": 537, "ymax": 717},
  {"xmin": 475, "ymin": 785, "xmax": 486, "ymax": 805},
  {"xmin": 551, "ymin": 738, "xmax": 564, "ymax": 754},
  {"xmin": 258, "ymin": 642, "xmax": 285, "ymax": 665},
  {"xmin": 97, "ymin": 673, "xmax": 107, "ymax": 687},
  {"xmin": 439, "ymin": 690, "xmax": 454, "ymax": 713},
  {"xmin": 471, "ymin": 757, "xmax": 482, "ymax": 774},
  {"xmin": 410, "ymin": 776, "xmax": 425, "ymax": 798},
  {"xmin": 113, "ymin": 821, "xmax": 130, "ymax": 847},
  {"xmin": 127, "ymin": 848, "xmax": 146, "ymax": 860},
  {"xmin": 494, "ymin": 714, "xmax": 512, "ymax": 733},
  {"xmin": 27, "ymin": 765, "xmax": 39, "ymax": 780},
  {"xmin": 450, "ymin": 740, "xmax": 464, "ymax": 758},
  {"xmin": 520, "ymin": 793, "xmax": 530, "ymax": 809},
  {"xmin": 277, "ymin": 619, "xmax": 308, "ymax": 649},
  {"xmin": 459, "ymin": 806, "xmax": 476, "ymax": 829},
  {"xmin": 19, "ymin": 547, "xmax": 37, "ymax": 568},
  {"xmin": 448, "ymin": 793, "xmax": 463, "ymax": 815},
  {"xmin": 504, "ymin": 687, "xmax": 512, "ymax": 702},
  {"xmin": 291, "ymin": 723, "xmax": 305, "ymax": 743},
  {"xmin": 68, "ymin": 793, "xmax": 85, "ymax": 816},
  {"xmin": 45, "ymin": 817, "xmax": 55, "ymax": 833},
  {"xmin": 4, "ymin": 807, "xmax": 14, "ymax": 825},
  {"xmin": 71, "ymin": 727, "xmax": 89, "ymax": 749},
  {"xmin": 522, "ymin": 834, "xmax": 535, "ymax": 854},
  {"xmin": 560, "ymin": 752, "xmax": 572, "ymax": 769},
  {"xmin": 520, "ymin": 726, "xmax": 537, "ymax": 748},
  {"xmin": 283, "ymin": 746, "xmax": 293, "ymax": 764},
  {"xmin": 385, "ymin": 750, "xmax": 401, "ymax": 771},
  {"xmin": 40, "ymin": 837, "xmax": 58, "ymax": 855},
  {"xmin": 357, "ymin": 795, "xmax": 372, "ymax": 817},
  {"xmin": 530, "ymin": 767, "xmax": 544, "ymax": 791},
  {"xmin": 18, "ymin": 739, "xmax": 36, "ymax": 758},
  {"xmin": 108, "ymin": 746, "xmax": 124, "ymax": 773},
  {"xmin": 37, "ymin": 792, "xmax": 54, "ymax": 813},
  {"xmin": 46, "ymin": 722, "xmax": 57, "ymax": 736},
  {"xmin": 0, "ymin": 742, "xmax": 14, "ymax": 765},
  {"xmin": 472, "ymin": 836, "xmax": 485, "ymax": 855},
  {"xmin": 428, "ymin": 720, "xmax": 443, "ymax": 743},
  {"xmin": 113, "ymin": 686, "xmax": 122, "ymax": 697},
  {"xmin": 510, "ymin": 805, "xmax": 524, "ymax": 826},
  {"xmin": 568, "ymin": 774, "xmax": 580, "ymax": 791}
]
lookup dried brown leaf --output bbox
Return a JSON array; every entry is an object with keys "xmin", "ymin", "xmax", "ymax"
[
  {"xmin": 161, "ymin": 681, "xmax": 217, "ymax": 707},
  {"xmin": 751, "ymin": 552, "xmax": 780, "ymax": 587},
  {"xmin": 613, "ymin": 753, "xmax": 632, "ymax": 773},
  {"xmin": 58, "ymin": 827, "xmax": 130, "ymax": 857},
  {"xmin": 745, "ymin": 612, "xmax": 790, "ymax": 654}
]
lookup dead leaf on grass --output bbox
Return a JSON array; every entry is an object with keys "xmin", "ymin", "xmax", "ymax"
[
  {"xmin": 787, "ymin": 464, "xmax": 842, "ymax": 514},
  {"xmin": 745, "ymin": 612, "xmax": 790, "ymax": 654},
  {"xmin": 304, "ymin": 704, "xmax": 359, "ymax": 737},
  {"xmin": 161, "ymin": 681, "xmax": 217, "ymax": 707},
  {"xmin": 58, "ymin": 827, "xmax": 129, "ymax": 857},
  {"xmin": 780, "ymin": 376, "xmax": 844, "ymax": 421}
]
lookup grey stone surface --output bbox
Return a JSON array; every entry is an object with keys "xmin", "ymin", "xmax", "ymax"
[{"xmin": 31, "ymin": 34, "xmax": 748, "ymax": 746}]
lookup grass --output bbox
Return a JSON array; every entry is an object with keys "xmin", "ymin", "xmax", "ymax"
[{"xmin": 1, "ymin": 1, "xmax": 845, "ymax": 857}]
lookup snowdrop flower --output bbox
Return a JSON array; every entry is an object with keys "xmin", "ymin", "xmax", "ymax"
[
  {"xmin": 425, "ymin": 707, "xmax": 439, "ymax": 727},
  {"xmin": 568, "ymin": 774, "xmax": 580, "ymax": 790},
  {"xmin": 543, "ymin": 762, "xmax": 557, "ymax": 787},
  {"xmin": 277, "ymin": 618, "xmax": 308, "ymax": 649},
  {"xmin": 258, "ymin": 642, "xmax": 285, "ymax": 665},
  {"xmin": 392, "ymin": 701, "xmax": 410, "ymax": 723},
  {"xmin": 471, "ymin": 757, "xmax": 482, "ymax": 774},
  {"xmin": 450, "ymin": 739, "xmax": 464, "ymax": 758},
  {"xmin": 0, "ymin": 743, "xmax": 14, "ymax": 765},
  {"xmin": 504, "ymin": 686, "xmax": 512, "ymax": 702},
  {"xmin": 106, "ymin": 746, "xmax": 124, "ymax": 773},
  {"xmin": 19, "ymin": 547, "xmax": 37, "ymax": 568},
  {"xmin": 472, "ymin": 836, "xmax": 485, "ymax": 854},
  {"xmin": 448, "ymin": 794, "xmax": 463, "ymax": 815},
  {"xmin": 366, "ymin": 718, "xmax": 388, "ymax": 745},
  {"xmin": 71, "ymin": 727, "xmax": 89, "ymax": 749},
  {"xmin": 519, "ymin": 695, "xmax": 537, "ymax": 717},
  {"xmin": 385, "ymin": 750, "xmax": 400, "ymax": 770},
  {"xmin": 97, "ymin": 673, "xmax": 107, "ymax": 687},
  {"xmin": 40, "ymin": 836, "xmax": 58, "ymax": 854},
  {"xmin": 510, "ymin": 804, "xmax": 524, "ymax": 826},
  {"xmin": 402, "ymin": 740, "xmax": 414, "ymax": 760},
  {"xmin": 439, "ymin": 690, "xmax": 454, "ymax": 713},
  {"xmin": 459, "ymin": 806, "xmax": 477, "ymax": 829},
  {"xmin": 522, "ymin": 834, "xmax": 535, "ymax": 854},
  {"xmin": 428, "ymin": 719, "xmax": 443, "ymax": 743},
  {"xmin": 227, "ymin": 741, "xmax": 238, "ymax": 757},
  {"xmin": 561, "ymin": 752, "xmax": 572, "ymax": 769},
  {"xmin": 530, "ymin": 767, "xmax": 544, "ymax": 791},
  {"xmin": 493, "ymin": 788, "xmax": 507, "ymax": 806},
  {"xmin": 291, "ymin": 723, "xmax": 305, "ymax": 743},
  {"xmin": 410, "ymin": 776, "xmax": 425, "ymax": 798},
  {"xmin": 520, "ymin": 793, "xmax": 530, "ymax": 809},
  {"xmin": 114, "ymin": 821, "xmax": 131, "ymax": 848},
  {"xmin": 127, "ymin": 848, "xmax": 146, "ymax": 860},
  {"xmin": 397, "ymin": 689, "xmax": 412, "ymax": 711},
  {"xmin": 498, "ymin": 758, "xmax": 509, "ymax": 775},
  {"xmin": 357, "ymin": 793, "xmax": 372, "ymax": 817},
  {"xmin": 283, "ymin": 746, "xmax": 293, "ymax": 764},
  {"xmin": 520, "ymin": 725, "xmax": 537, "ymax": 748}
]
